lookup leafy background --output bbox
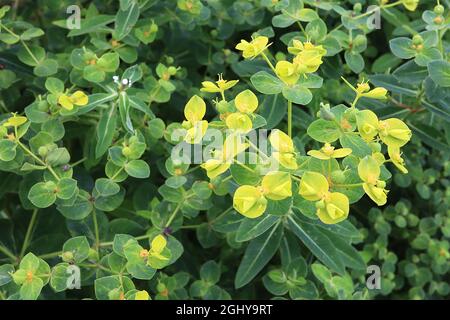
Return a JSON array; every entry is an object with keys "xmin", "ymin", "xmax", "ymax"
[{"xmin": 0, "ymin": 0, "xmax": 449, "ymax": 300}]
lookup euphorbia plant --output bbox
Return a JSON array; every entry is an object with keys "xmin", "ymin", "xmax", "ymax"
[{"xmin": 0, "ymin": 0, "xmax": 447, "ymax": 301}]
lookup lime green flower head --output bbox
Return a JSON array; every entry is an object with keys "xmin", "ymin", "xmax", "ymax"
[
  {"xmin": 201, "ymin": 134, "xmax": 248, "ymax": 179},
  {"xmin": 201, "ymin": 74, "xmax": 238, "ymax": 93},
  {"xmin": 235, "ymin": 36, "xmax": 269, "ymax": 59},
  {"xmin": 183, "ymin": 95, "xmax": 208, "ymax": 144},
  {"xmin": 316, "ymin": 192, "xmax": 349, "ymax": 225},
  {"xmin": 291, "ymin": 41, "xmax": 327, "ymax": 74},
  {"xmin": 275, "ymin": 61, "xmax": 300, "ymax": 85},
  {"xmin": 402, "ymin": 0, "xmax": 419, "ymax": 11},
  {"xmin": 388, "ymin": 145, "xmax": 408, "ymax": 174},
  {"xmin": 150, "ymin": 235, "xmax": 168, "ymax": 259},
  {"xmin": 269, "ymin": 129, "xmax": 294, "ymax": 153},
  {"xmin": 356, "ymin": 110, "xmax": 380, "ymax": 142},
  {"xmin": 378, "ymin": 118, "xmax": 411, "ymax": 148},
  {"xmin": 134, "ymin": 290, "xmax": 151, "ymax": 300},
  {"xmin": 298, "ymin": 171, "xmax": 349, "ymax": 224},
  {"xmin": 298, "ymin": 171, "xmax": 329, "ymax": 201},
  {"xmin": 58, "ymin": 90, "xmax": 88, "ymax": 110},
  {"xmin": 269, "ymin": 129, "xmax": 298, "ymax": 170},
  {"xmin": 358, "ymin": 156, "xmax": 388, "ymax": 206},
  {"xmin": 233, "ymin": 185, "xmax": 267, "ymax": 218},
  {"xmin": 201, "ymin": 158, "xmax": 229, "ymax": 180},
  {"xmin": 261, "ymin": 171, "xmax": 292, "ymax": 201},
  {"xmin": 233, "ymin": 171, "xmax": 291, "ymax": 218},
  {"xmin": 225, "ymin": 113, "xmax": 253, "ymax": 134},
  {"xmin": 235, "ymin": 89, "xmax": 258, "ymax": 114},
  {"xmin": 356, "ymin": 82, "xmax": 388, "ymax": 100},
  {"xmin": 307, "ymin": 143, "xmax": 352, "ymax": 160},
  {"xmin": 2, "ymin": 113, "xmax": 27, "ymax": 127}
]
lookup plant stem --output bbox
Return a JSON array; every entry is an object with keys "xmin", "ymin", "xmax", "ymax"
[
  {"xmin": 19, "ymin": 209, "xmax": 38, "ymax": 259},
  {"xmin": 261, "ymin": 52, "xmax": 277, "ymax": 75},
  {"xmin": 92, "ymin": 208, "xmax": 100, "ymax": 252},
  {"xmin": 287, "ymin": 100, "xmax": 293, "ymax": 138},
  {"xmin": 38, "ymin": 251, "xmax": 61, "ymax": 259},
  {"xmin": 16, "ymin": 140, "xmax": 61, "ymax": 181},
  {"xmin": 165, "ymin": 203, "xmax": 181, "ymax": 228},
  {"xmin": 0, "ymin": 245, "xmax": 16, "ymax": 261},
  {"xmin": 210, "ymin": 206, "xmax": 233, "ymax": 223},
  {"xmin": 334, "ymin": 183, "xmax": 364, "ymax": 188}
]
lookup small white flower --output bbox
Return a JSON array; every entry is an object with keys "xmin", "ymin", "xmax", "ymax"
[
  {"xmin": 122, "ymin": 79, "xmax": 129, "ymax": 86},
  {"xmin": 113, "ymin": 75, "xmax": 119, "ymax": 83}
]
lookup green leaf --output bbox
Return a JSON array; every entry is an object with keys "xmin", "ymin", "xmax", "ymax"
[
  {"xmin": 46, "ymin": 147, "xmax": 70, "ymax": 166},
  {"xmin": 235, "ymin": 221, "xmax": 283, "ymax": 289},
  {"xmin": 0, "ymin": 264, "xmax": 14, "ymax": 286},
  {"xmin": 21, "ymin": 28, "xmax": 44, "ymax": 41},
  {"xmin": 95, "ymin": 178, "xmax": 120, "ymax": 197},
  {"xmin": 94, "ymin": 275, "xmax": 135, "ymax": 300},
  {"xmin": 236, "ymin": 214, "xmax": 280, "ymax": 242},
  {"xmin": 344, "ymin": 51, "xmax": 364, "ymax": 73},
  {"xmin": 125, "ymin": 160, "xmax": 150, "ymax": 178},
  {"xmin": 287, "ymin": 215, "xmax": 345, "ymax": 274},
  {"xmin": 56, "ymin": 190, "xmax": 93, "ymax": 220},
  {"xmin": 97, "ymin": 52, "xmax": 120, "ymax": 72},
  {"xmin": 119, "ymin": 91, "xmax": 133, "ymax": 132},
  {"xmin": 339, "ymin": 134, "xmax": 371, "ymax": 158},
  {"xmin": 421, "ymin": 100, "xmax": 450, "ymax": 123},
  {"xmin": 34, "ymin": 59, "xmax": 58, "ymax": 77},
  {"xmin": 68, "ymin": 15, "xmax": 115, "ymax": 37},
  {"xmin": 0, "ymin": 140, "xmax": 17, "ymax": 161},
  {"xmin": 112, "ymin": 234, "xmax": 135, "ymax": 257},
  {"xmin": 95, "ymin": 104, "xmax": 117, "ymax": 158},
  {"xmin": 321, "ymin": 230, "xmax": 366, "ymax": 271},
  {"xmin": 44, "ymin": 77, "xmax": 64, "ymax": 94},
  {"xmin": 20, "ymin": 277, "xmax": 43, "ymax": 300},
  {"xmin": 259, "ymin": 94, "xmax": 287, "ymax": 129},
  {"xmin": 56, "ymin": 178, "xmax": 78, "ymax": 200},
  {"xmin": 50, "ymin": 263, "xmax": 70, "ymax": 292},
  {"xmin": 251, "ymin": 71, "xmax": 284, "ymax": 94},
  {"xmin": 428, "ymin": 60, "xmax": 450, "ymax": 87},
  {"xmin": 415, "ymin": 48, "xmax": 442, "ymax": 67},
  {"xmin": 42, "ymin": 119, "xmax": 65, "ymax": 141},
  {"xmin": 200, "ymin": 261, "xmax": 221, "ymax": 284},
  {"xmin": 114, "ymin": 1, "xmax": 140, "ymax": 41},
  {"xmin": 307, "ymin": 119, "xmax": 341, "ymax": 143},
  {"xmin": 389, "ymin": 38, "xmax": 415, "ymax": 59},
  {"xmin": 28, "ymin": 181, "xmax": 57, "ymax": 208},
  {"xmin": 282, "ymin": 85, "xmax": 312, "ymax": 105},
  {"xmin": 62, "ymin": 236, "xmax": 90, "ymax": 263}
]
